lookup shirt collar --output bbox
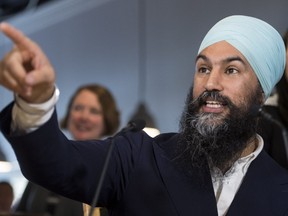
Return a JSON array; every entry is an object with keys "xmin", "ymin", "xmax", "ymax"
[{"xmin": 211, "ymin": 134, "xmax": 264, "ymax": 178}]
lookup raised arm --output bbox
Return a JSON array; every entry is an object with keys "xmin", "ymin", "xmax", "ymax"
[{"xmin": 0, "ymin": 22, "xmax": 55, "ymax": 103}]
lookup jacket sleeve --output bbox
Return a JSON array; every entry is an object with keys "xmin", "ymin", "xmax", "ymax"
[{"xmin": 0, "ymin": 103, "xmax": 150, "ymax": 207}]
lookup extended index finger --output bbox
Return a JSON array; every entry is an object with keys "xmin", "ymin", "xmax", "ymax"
[{"xmin": 0, "ymin": 22, "xmax": 38, "ymax": 52}]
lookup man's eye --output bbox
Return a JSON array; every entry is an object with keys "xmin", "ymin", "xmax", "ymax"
[
  {"xmin": 226, "ymin": 68, "xmax": 238, "ymax": 74},
  {"xmin": 198, "ymin": 67, "xmax": 209, "ymax": 73}
]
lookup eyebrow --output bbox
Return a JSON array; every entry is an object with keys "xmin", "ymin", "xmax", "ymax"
[{"xmin": 196, "ymin": 54, "xmax": 247, "ymax": 66}]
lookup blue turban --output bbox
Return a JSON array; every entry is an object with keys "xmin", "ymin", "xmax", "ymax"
[{"xmin": 198, "ymin": 15, "xmax": 286, "ymax": 99}]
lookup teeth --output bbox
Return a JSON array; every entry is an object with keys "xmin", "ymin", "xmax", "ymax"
[{"xmin": 206, "ymin": 101, "xmax": 222, "ymax": 108}]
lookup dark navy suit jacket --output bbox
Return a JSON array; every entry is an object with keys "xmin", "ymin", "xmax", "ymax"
[{"xmin": 1, "ymin": 103, "xmax": 288, "ymax": 216}]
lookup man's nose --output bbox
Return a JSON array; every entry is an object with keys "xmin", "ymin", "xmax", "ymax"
[{"xmin": 204, "ymin": 70, "xmax": 223, "ymax": 92}]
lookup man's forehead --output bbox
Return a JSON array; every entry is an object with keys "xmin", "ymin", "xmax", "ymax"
[{"xmin": 196, "ymin": 41, "xmax": 248, "ymax": 66}]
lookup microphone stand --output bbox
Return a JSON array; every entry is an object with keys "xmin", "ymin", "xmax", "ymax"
[
  {"xmin": 88, "ymin": 137, "xmax": 115, "ymax": 216},
  {"xmin": 88, "ymin": 120, "xmax": 145, "ymax": 216}
]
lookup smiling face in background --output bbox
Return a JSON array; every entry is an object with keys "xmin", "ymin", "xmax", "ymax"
[{"xmin": 67, "ymin": 89, "xmax": 105, "ymax": 140}]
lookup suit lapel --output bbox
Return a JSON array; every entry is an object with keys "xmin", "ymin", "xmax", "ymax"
[
  {"xmin": 151, "ymin": 134, "xmax": 288, "ymax": 216},
  {"xmin": 153, "ymin": 134, "xmax": 218, "ymax": 216},
  {"xmin": 227, "ymin": 150, "xmax": 288, "ymax": 215}
]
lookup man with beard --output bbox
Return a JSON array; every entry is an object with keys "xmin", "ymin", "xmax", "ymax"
[{"xmin": 0, "ymin": 15, "xmax": 287, "ymax": 216}]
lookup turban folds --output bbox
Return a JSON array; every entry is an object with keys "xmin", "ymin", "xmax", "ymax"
[{"xmin": 198, "ymin": 15, "xmax": 286, "ymax": 99}]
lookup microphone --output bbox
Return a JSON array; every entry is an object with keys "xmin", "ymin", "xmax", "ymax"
[
  {"xmin": 88, "ymin": 120, "xmax": 146, "ymax": 216},
  {"xmin": 116, "ymin": 119, "xmax": 146, "ymax": 134}
]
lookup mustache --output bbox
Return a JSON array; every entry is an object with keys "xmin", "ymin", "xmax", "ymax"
[{"xmin": 191, "ymin": 90, "xmax": 234, "ymax": 108}]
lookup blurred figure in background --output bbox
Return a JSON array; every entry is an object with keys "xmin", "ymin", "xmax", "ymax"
[
  {"xmin": 61, "ymin": 83, "xmax": 120, "ymax": 216},
  {"xmin": 60, "ymin": 83, "xmax": 120, "ymax": 141}
]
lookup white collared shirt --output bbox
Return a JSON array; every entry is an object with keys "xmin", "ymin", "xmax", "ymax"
[
  {"xmin": 211, "ymin": 136, "xmax": 263, "ymax": 216},
  {"xmin": 12, "ymin": 87, "xmax": 60, "ymax": 134}
]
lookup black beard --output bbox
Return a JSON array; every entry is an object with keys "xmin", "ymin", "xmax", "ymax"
[{"xmin": 175, "ymin": 87, "xmax": 262, "ymax": 179}]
